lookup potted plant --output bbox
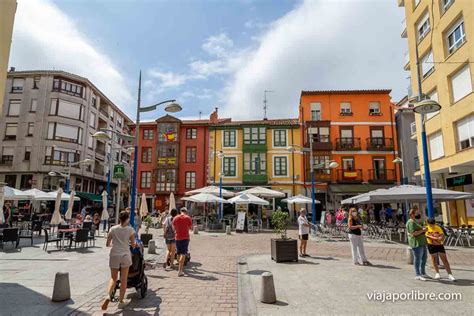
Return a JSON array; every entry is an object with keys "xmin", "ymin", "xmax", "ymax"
[
  {"xmin": 271, "ymin": 210, "xmax": 298, "ymax": 263},
  {"xmin": 140, "ymin": 216, "xmax": 153, "ymax": 246}
]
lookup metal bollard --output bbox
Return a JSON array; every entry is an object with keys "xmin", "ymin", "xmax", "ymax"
[
  {"xmin": 193, "ymin": 225, "xmax": 199, "ymax": 234},
  {"xmin": 148, "ymin": 240, "xmax": 156, "ymax": 254},
  {"xmin": 406, "ymin": 247, "xmax": 413, "ymax": 264},
  {"xmin": 52, "ymin": 272, "xmax": 71, "ymax": 302},
  {"xmin": 260, "ymin": 272, "xmax": 276, "ymax": 304},
  {"xmin": 226, "ymin": 225, "xmax": 231, "ymax": 235}
]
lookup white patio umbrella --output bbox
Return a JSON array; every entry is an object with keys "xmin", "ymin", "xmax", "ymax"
[
  {"xmin": 282, "ymin": 194, "xmax": 320, "ymax": 204},
  {"xmin": 50, "ymin": 188, "xmax": 63, "ymax": 225},
  {"xmin": 238, "ymin": 186, "xmax": 285, "ymax": 198},
  {"xmin": 3, "ymin": 186, "xmax": 33, "ymax": 200},
  {"xmin": 23, "ymin": 188, "xmax": 52, "ymax": 200},
  {"xmin": 181, "ymin": 193, "xmax": 230, "ymax": 204},
  {"xmin": 139, "ymin": 193, "xmax": 149, "ymax": 217},
  {"xmin": 101, "ymin": 191, "xmax": 109, "ymax": 221},
  {"xmin": 228, "ymin": 193, "xmax": 270, "ymax": 206},
  {"xmin": 48, "ymin": 190, "xmax": 80, "ymax": 201},
  {"xmin": 185, "ymin": 185, "xmax": 235, "ymax": 197},
  {"xmin": 0, "ymin": 186, "xmax": 4, "ymax": 224},
  {"xmin": 169, "ymin": 192, "xmax": 176, "ymax": 211},
  {"xmin": 64, "ymin": 190, "xmax": 76, "ymax": 220}
]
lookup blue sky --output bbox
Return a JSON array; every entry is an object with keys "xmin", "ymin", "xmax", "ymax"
[{"xmin": 10, "ymin": 0, "xmax": 407, "ymax": 121}]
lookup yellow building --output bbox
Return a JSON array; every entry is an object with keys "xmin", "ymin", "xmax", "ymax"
[
  {"xmin": 209, "ymin": 118, "xmax": 304, "ymax": 204},
  {"xmin": 399, "ymin": 0, "xmax": 473, "ymax": 225},
  {"xmin": 0, "ymin": 0, "xmax": 17, "ymax": 107}
]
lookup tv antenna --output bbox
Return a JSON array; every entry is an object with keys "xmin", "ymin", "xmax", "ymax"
[
  {"xmin": 263, "ymin": 90, "xmax": 273, "ymax": 120},
  {"xmin": 199, "ymin": 111, "xmax": 202, "ymax": 120}
]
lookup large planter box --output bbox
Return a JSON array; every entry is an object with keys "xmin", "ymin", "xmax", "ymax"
[{"xmin": 271, "ymin": 238, "xmax": 298, "ymax": 263}]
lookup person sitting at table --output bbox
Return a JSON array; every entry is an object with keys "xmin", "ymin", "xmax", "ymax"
[
  {"xmin": 2, "ymin": 202, "xmax": 11, "ymax": 226},
  {"xmin": 93, "ymin": 213, "xmax": 101, "ymax": 231}
]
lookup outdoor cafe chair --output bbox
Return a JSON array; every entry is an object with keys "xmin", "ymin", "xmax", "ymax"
[
  {"xmin": 32, "ymin": 220, "xmax": 43, "ymax": 236},
  {"xmin": 69, "ymin": 229, "xmax": 89, "ymax": 249},
  {"xmin": 88, "ymin": 225, "xmax": 96, "ymax": 247},
  {"xmin": 42, "ymin": 228, "xmax": 61, "ymax": 251},
  {"xmin": 1, "ymin": 228, "xmax": 19, "ymax": 250},
  {"xmin": 18, "ymin": 223, "xmax": 34, "ymax": 246},
  {"xmin": 82, "ymin": 221, "xmax": 93, "ymax": 231}
]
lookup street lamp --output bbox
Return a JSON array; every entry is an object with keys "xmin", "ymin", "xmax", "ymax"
[
  {"xmin": 287, "ymin": 144, "xmax": 338, "ymax": 224},
  {"xmin": 48, "ymin": 158, "xmax": 95, "ymax": 192},
  {"xmin": 130, "ymin": 70, "xmax": 182, "ymax": 229},
  {"xmin": 216, "ymin": 151, "xmax": 225, "ymax": 220}
]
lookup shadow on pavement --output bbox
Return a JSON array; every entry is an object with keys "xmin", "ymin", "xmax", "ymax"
[
  {"xmin": 310, "ymin": 256, "xmax": 339, "ymax": 261},
  {"xmin": 365, "ymin": 264, "xmax": 401, "ymax": 270},
  {"xmin": 436, "ymin": 279, "xmax": 474, "ymax": 286},
  {"xmin": 246, "ymin": 269, "xmax": 270, "ymax": 275}
]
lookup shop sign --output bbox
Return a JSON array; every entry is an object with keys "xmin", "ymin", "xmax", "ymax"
[
  {"xmin": 446, "ymin": 174, "xmax": 472, "ymax": 187},
  {"xmin": 113, "ymin": 164, "xmax": 125, "ymax": 179}
]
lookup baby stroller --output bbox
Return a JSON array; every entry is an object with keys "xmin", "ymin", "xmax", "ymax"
[{"xmin": 112, "ymin": 243, "xmax": 148, "ymax": 300}]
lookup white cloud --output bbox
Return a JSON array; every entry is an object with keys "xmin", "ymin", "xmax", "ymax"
[
  {"xmin": 201, "ymin": 33, "xmax": 234, "ymax": 57},
  {"xmin": 220, "ymin": 0, "xmax": 407, "ymax": 119},
  {"xmin": 9, "ymin": 0, "xmax": 135, "ymax": 115},
  {"xmin": 148, "ymin": 68, "xmax": 189, "ymax": 88}
]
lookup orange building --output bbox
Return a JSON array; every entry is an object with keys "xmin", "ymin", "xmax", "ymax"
[{"xmin": 299, "ymin": 90, "xmax": 399, "ymax": 211}]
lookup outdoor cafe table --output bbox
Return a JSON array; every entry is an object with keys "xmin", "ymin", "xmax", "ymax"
[{"xmin": 58, "ymin": 228, "xmax": 78, "ymax": 249}]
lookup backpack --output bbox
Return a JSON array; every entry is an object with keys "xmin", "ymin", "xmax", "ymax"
[{"xmin": 164, "ymin": 217, "xmax": 175, "ymax": 240}]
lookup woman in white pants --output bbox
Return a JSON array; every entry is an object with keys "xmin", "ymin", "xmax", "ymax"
[{"xmin": 348, "ymin": 208, "xmax": 372, "ymax": 266}]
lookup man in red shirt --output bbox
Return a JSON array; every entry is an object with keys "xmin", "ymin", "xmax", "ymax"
[{"xmin": 172, "ymin": 207, "xmax": 193, "ymax": 276}]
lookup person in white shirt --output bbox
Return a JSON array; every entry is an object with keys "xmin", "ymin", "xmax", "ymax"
[{"xmin": 298, "ymin": 209, "xmax": 311, "ymax": 257}]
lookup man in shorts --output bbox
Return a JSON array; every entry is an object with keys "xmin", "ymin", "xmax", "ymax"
[
  {"xmin": 173, "ymin": 207, "xmax": 193, "ymax": 277},
  {"xmin": 298, "ymin": 209, "xmax": 310, "ymax": 257}
]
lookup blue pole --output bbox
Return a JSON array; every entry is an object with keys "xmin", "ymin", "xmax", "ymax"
[
  {"xmin": 311, "ymin": 169, "xmax": 316, "ymax": 224},
  {"xmin": 106, "ymin": 156, "xmax": 111, "ymax": 196},
  {"xmin": 420, "ymin": 120, "xmax": 434, "ymax": 218},
  {"xmin": 219, "ymin": 173, "xmax": 223, "ymax": 220},
  {"xmin": 130, "ymin": 71, "xmax": 141, "ymax": 230}
]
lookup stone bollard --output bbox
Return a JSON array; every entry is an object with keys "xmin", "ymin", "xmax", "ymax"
[
  {"xmin": 226, "ymin": 225, "xmax": 231, "ymax": 235},
  {"xmin": 406, "ymin": 247, "xmax": 413, "ymax": 264},
  {"xmin": 52, "ymin": 272, "xmax": 71, "ymax": 302},
  {"xmin": 193, "ymin": 225, "xmax": 199, "ymax": 234},
  {"xmin": 148, "ymin": 240, "xmax": 156, "ymax": 254},
  {"xmin": 260, "ymin": 272, "xmax": 276, "ymax": 304}
]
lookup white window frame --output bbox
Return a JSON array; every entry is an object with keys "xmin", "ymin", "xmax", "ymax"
[
  {"xmin": 272, "ymin": 129, "xmax": 287, "ymax": 148},
  {"xmin": 450, "ymin": 64, "xmax": 472, "ymax": 103},
  {"xmin": 273, "ymin": 155, "xmax": 289, "ymax": 178},
  {"xmin": 140, "ymin": 171, "xmax": 151, "ymax": 188},
  {"xmin": 222, "ymin": 155, "xmax": 238, "ymax": 178},
  {"xmin": 429, "ymin": 131, "xmax": 445, "ymax": 160},
  {"xmin": 456, "ymin": 115, "xmax": 474, "ymax": 150},
  {"xmin": 421, "ymin": 50, "xmax": 434, "ymax": 78},
  {"xmin": 7, "ymin": 99, "xmax": 21, "ymax": 116},
  {"xmin": 340, "ymin": 102, "xmax": 352, "ymax": 114},
  {"xmin": 5, "ymin": 123, "xmax": 18, "ymax": 139},
  {"xmin": 426, "ymin": 90, "xmax": 439, "ymax": 120},
  {"xmin": 310, "ymin": 102, "xmax": 321, "ymax": 121},
  {"xmin": 441, "ymin": 0, "xmax": 454, "ymax": 13},
  {"xmin": 27, "ymin": 122, "xmax": 34, "ymax": 136},
  {"xmin": 222, "ymin": 130, "xmax": 237, "ymax": 148},
  {"xmin": 417, "ymin": 12, "xmax": 430, "ymax": 42},
  {"xmin": 446, "ymin": 18, "xmax": 465, "ymax": 54},
  {"xmin": 89, "ymin": 112, "xmax": 96, "ymax": 129},
  {"xmin": 369, "ymin": 102, "xmax": 381, "ymax": 115},
  {"xmin": 185, "ymin": 171, "xmax": 196, "ymax": 189}
]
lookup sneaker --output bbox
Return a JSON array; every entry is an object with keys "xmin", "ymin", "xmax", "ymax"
[
  {"xmin": 415, "ymin": 276, "xmax": 426, "ymax": 281},
  {"xmin": 117, "ymin": 299, "xmax": 130, "ymax": 309},
  {"xmin": 101, "ymin": 298, "xmax": 110, "ymax": 310},
  {"xmin": 434, "ymin": 273, "xmax": 441, "ymax": 280},
  {"xmin": 178, "ymin": 271, "xmax": 185, "ymax": 277},
  {"xmin": 448, "ymin": 274, "xmax": 456, "ymax": 282}
]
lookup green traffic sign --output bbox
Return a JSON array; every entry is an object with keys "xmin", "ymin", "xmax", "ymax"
[{"xmin": 113, "ymin": 163, "xmax": 125, "ymax": 179}]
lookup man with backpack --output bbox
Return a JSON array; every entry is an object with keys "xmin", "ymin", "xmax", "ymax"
[
  {"xmin": 163, "ymin": 208, "xmax": 178, "ymax": 270},
  {"xmin": 173, "ymin": 207, "xmax": 193, "ymax": 277}
]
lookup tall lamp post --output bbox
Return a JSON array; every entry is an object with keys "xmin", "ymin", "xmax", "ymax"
[
  {"xmin": 287, "ymin": 144, "xmax": 338, "ymax": 224},
  {"xmin": 130, "ymin": 71, "xmax": 182, "ymax": 229},
  {"xmin": 216, "ymin": 151, "xmax": 225, "ymax": 220},
  {"xmin": 48, "ymin": 158, "xmax": 95, "ymax": 193},
  {"xmin": 92, "ymin": 130, "xmax": 134, "ymax": 224},
  {"xmin": 413, "ymin": 44, "xmax": 442, "ymax": 218}
]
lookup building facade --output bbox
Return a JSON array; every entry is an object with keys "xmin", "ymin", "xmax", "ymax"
[
  {"xmin": 0, "ymin": 0, "xmax": 17, "ymax": 109},
  {"xmin": 299, "ymin": 90, "xmax": 399, "ymax": 212},
  {"xmin": 399, "ymin": 0, "xmax": 473, "ymax": 225},
  {"xmin": 0, "ymin": 70, "xmax": 133, "ymax": 205}
]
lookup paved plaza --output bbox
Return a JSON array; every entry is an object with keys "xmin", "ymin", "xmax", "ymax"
[{"xmin": 0, "ymin": 227, "xmax": 473, "ymax": 315}]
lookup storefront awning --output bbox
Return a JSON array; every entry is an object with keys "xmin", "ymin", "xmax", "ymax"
[
  {"xmin": 329, "ymin": 184, "xmax": 393, "ymax": 195},
  {"xmin": 76, "ymin": 192, "xmax": 104, "ymax": 202}
]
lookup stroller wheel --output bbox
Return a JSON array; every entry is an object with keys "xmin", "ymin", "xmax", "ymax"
[{"xmin": 140, "ymin": 275, "xmax": 148, "ymax": 298}]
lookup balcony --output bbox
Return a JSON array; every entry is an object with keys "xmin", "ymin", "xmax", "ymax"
[
  {"xmin": 243, "ymin": 173, "xmax": 267, "ymax": 185},
  {"xmin": 336, "ymin": 169, "xmax": 363, "ymax": 183},
  {"xmin": 368, "ymin": 169, "xmax": 396, "ymax": 184},
  {"xmin": 335, "ymin": 138, "xmax": 361, "ymax": 151},
  {"xmin": 99, "ymin": 107, "xmax": 109, "ymax": 119},
  {"xmin": 403, "ymin": 51, "xmax": 410, "ymax": 70},
  {"xmin": 307, "ymin": 168, "xmax": 332, "ymax": 182},
  {"xmin": 242, "ymin": 143, "xmax": 266, "ymax": 152},
  {"xmin": 307, "ymin": 137, "xmax": 332, "ymax": 151},
  {"xmin": 366, "ymin": 138, "xmax": 394, "ymax": 151},
  {"xmin": 0, "ymin": 156, "xmax": 13, "ymax": 166}
]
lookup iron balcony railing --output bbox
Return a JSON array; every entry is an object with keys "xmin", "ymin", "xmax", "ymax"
[
  {"xmin": 335, "ymin": 138, "xmax": 361, "ymax": 151},
  {"xmin": 366, "ymin": 138, "xmax": 394, "ymax": 151},
  {"xmin": 336, "ymin": 169, "xmax": 363, "ymax": 183},
  {"xmin": 368, "ymin": 169, "xmax": 396, "ymax": 184}
]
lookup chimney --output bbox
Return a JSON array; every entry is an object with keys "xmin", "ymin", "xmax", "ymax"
[
  {"xmin": 9, "ymin": 67, "xmax": 15, "ymax": 72},
  {"xmin": 210, "ymin": 107, "xmax": 219, "ymax": 123}
]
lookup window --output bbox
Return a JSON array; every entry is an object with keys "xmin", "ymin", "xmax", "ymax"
[
  {"xmin": 1, "ymin": 147, "xmax": 14, "ymax": 165},
  {"xmin": 20, "ymin": 175, "xmax": 33, "ymax": 190},
  {"xmin": 143, "ymin": 129, "xmax": 154, "ymax": 140},
  {"xmin": 441, "ymin": 0, "xmax": 454, "ymax": 13},
  {"xmin": 185, "ymin": 172, "xmax": 196, "ymax": 189},
  {"xmin": 223, "ymin": 130, "xmax": 236, "ymax": 147},
  {"xmin": 340, "ymin": 128, "xmax": 353, "ymax": 139},
  {"xmin": 417, "ymin": 12, "xmax": 430, "ymax": 42},
  {"xmin": 244, "ymin": 153, "xmax": 266, "ymax": 175},
  {"xmin": 312, "ymin": 154, "xmax": 330, "ymax": 168},
  {"xmin": 446, "ymin": 19, "xmax": 465, "ymax": 54},
  {"xmin": 33, "ymin": 76, "xmax": 40, "ymax": 89},
  {"xmin": 456, "ymin": 115, "xmax": 474, "ymax": 150},
  {"xmin": 156, "ymin": 169, "xmax": 176, "ymax": 192},
  {"xmin": 47, "ymin": 122, "xmax": 82, "ymax": 144},
  {"xmin": 24, "ymin": 147, "xmax": 31, "ymax": 161},
  {"xmin": 52, "ymin": 77, "xmax": 84, "ymax": 98},
  {"xmin": 140, "ymin": 171, "xmax": 151, "ymax": 188},
  {"xmin": 50, "ymin": 99, "xmax": 84, "ymax": 121},
  {"xmin": 426, "ymin": 90, "xmax": 439, "ymax": 119},
  {"xmin": 186, "ymin": 128, "xmax": 197, "ymax": 139},
  {"xmin": 310, "ymin": 102, "xmax": 321, "ymax": 121},
  {"xmin": 4, "ymin": 174, "xmax": 16, "ymax": 187},
  {"xmin": 273, "ymin": 130, "xmax": 287, "ymax": 147},
  {"xmin": 309, "ymin": 127, "xmax": 329, "ymax": 142},
  {"xmin": 87, "ymin": 134, "xmax": 94, "ymax": 149},
  {"xmin": 12, "ymin": 78, "xmax": 24, "ymax": 92},
  {"xmin": 91, "ymin": 95, "xmax": 97, "ymax": 108},
  {"xmin": 342, "ymin": 157, "xmax": 355, "ymax": 170},
  {"xmin": 243, "ymin": 127, "xmax": 266, "ymax": 145},
  {"xmin": 340, "ymin": 102, "xmax": 352, "ymax": 115},
  {"xmin": 27, "ymin": 122, "xmax": 34, "ymax": 136},
  {"xmin": 5, "ymin": 123, "xmax": 18, "ymax": 140},
  {"xmin": 109, "ymin": 109, "xmax": 115, "ymax": 121},
  {"xmin": 7, "ymin": 99, "xmax": 21, "ymax": 116},
  {"xmin": 421, "ymin": 50, "xmax": 434, "ymax": 77},
  {"xmin": 158, "ymin": 145, "xmax": 176, "ymax": 158},
  {"xmin": 369, "ymin": 102, "xmax": 381, "ymax": 115},
  {"xmin": 44, "ymin": 146, "xmax": 80, "ymax": 165},
  {"xmin": 117, "ymin": 116, "xmax": 123, "ymax": 128},
  {"xmin": 450, "ymin": 65, "xmax": 472, "ymax": 103},
  {"xmin": 89, "ymin": 112, "xmax": 96, "ymax": 128},
  {"xmin": 142, "ymin": 147, "xmax": 152, "ymax": 163},
  {"xmin": 411, "ymin": 121, "xmax": 417, "ymax": 135},
  {"xmin": 158, "ymin": 123, "xmax": 178, "ymax": 142},
  {"xmin": 30, "ymin": 99, "xmax": 37, "ymax": 112},
  {"xmin": 274, "ymin": 156, "xmax": 288, "ymax": 176},
  {"xmin": 186, "ymin": 147, "xmax": 196, "ymax": 163},
  {"xmin": 429, "ymin": 132, "xmax": 444, "ymax": 160},
  {"xmin": 223, "ymin": 157, "xmax": 236, "ymax": 176},
  {"xmin": 370, "ymin": 128, "xmax": 384, "ymax": 139}
]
